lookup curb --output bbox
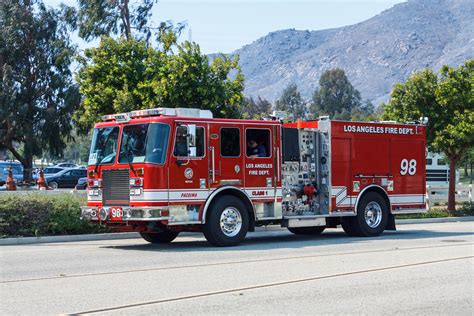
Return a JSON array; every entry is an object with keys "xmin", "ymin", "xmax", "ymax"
[
  {"xmin": 395, "ymin": 216, "xmax": 474, "ymax": 225},
  {"xmin": 0, "ymin": 232, "xmax": 140, "ymax": 246},
  {"xmin": 1, "ymin": 216, "xmax": 473, "ymax": 246}
]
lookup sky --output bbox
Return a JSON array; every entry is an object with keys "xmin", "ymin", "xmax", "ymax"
[{"xmin": 46, "ymin": 0, "xmax": 404, "ymax": 54}]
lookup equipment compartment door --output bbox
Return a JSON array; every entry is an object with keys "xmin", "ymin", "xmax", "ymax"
[
  {"xmin": 331, "ymin": 138, "xmax": 352, "ymax": 210},
  {"xmin": 390, "ymin": 139, "xmax": 425, "ymax": 207}
]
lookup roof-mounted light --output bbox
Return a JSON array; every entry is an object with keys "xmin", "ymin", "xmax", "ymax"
[
  {"xmin": 130, "ymin": 107, "xmax": 213, "ymax": 119},
  {"xmin": 102, "ymin": 114, "xmax": 115, "ymax": 121},
  {"xmin": 114, "ymin": 113, "xmax": 131, "ymax": 122},
  {"xmin": 130, "ymin": 108, "xmax": 176, "ymax": 118},
  {"xmin": 101, "ymin": 113, "xmax": 131, "ymax": 122}
]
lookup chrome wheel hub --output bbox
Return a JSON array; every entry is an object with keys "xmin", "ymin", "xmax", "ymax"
[
  {"xmin": 364, "ymin": 201, "xmax": 382, "ymax": 228},
  {"xmin": 220, "ymin": 207, "xmax": 242, "ymax": 237}
]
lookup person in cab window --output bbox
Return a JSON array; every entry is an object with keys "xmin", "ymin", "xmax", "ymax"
[
  {"xmin": 247, "ymin": 138, "xmax": 267, "ymax": 158},
  {"xmin": 174, "ymin": 128, "xmax": 188, "ymax": 156}
]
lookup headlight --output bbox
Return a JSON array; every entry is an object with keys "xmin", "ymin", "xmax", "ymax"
[{"xmin": 99, "ymin": 208, "xmax": 108, "ymax": 221}]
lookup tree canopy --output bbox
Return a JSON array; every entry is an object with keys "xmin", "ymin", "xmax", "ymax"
[
  {"xmin": 74, "ymin": 37, "xmax": 244, "ymax": 130},
  {"xmin": 382, "ymin": 59, "xmax": 474, "ymax": 211},
  {"xmin": 78, "ymin": 0, "xmax": 154, "ymax": 41},
  {"xmin": 275, "ymin": 84, "xmax": 306, "ymax": 120},
  {"xmin": 0, "ymin": 0, "xmax": 80, "ymax": 180},
  {"xmin": 240, "ymin": 96, "xmax": 272, "ymax": 120},
  {"xmin": 311, "ymin": 68, "xmax": 364, "ymax": 120}
]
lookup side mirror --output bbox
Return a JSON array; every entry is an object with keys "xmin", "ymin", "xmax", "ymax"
[
  {"xmin": 187, "ymin": 124, "xmax": 197, "ymax": 157},
  {"xmin": 187, "ymin": 124, "xmax": 196, "ymax": 147}
]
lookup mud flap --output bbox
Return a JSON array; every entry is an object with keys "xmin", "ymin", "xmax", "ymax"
[{"xmin": 385, "ymin": 213, "xmax": 396, "ymax": 230}]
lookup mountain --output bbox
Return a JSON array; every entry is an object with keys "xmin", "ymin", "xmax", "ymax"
[{"xmin": 232, "ymin": 0, "xmax": 474, "ymax": 104}]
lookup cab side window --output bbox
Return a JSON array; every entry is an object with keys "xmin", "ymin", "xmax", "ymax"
[
  {"xmin": 246, "ymin": 129, "xmax": 270, "ymax": 158},
  {"xmin": 220, "ymin": 128, "xmax": 240, "ymax": 157},
  {"xmin": 173, "ymin": 125, "xmax": 205, "ymax": 157}
]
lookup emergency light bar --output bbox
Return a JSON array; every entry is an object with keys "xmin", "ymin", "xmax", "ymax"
[
  {"xmin": 102, "ymin": 107, "xmax": 213, "ymax": 122},
  {"xmin": 131, "ymin": 108, "xmax": 176, "ymax": 118},
  {"xmin": 101, "ymin": 113, "xmax": 130, "ymax": 122}
]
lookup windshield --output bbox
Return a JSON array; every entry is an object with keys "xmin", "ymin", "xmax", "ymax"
[
  {"xmin": 119, "ymin": 123, "xmax": 170, "ymax": 164},
  {"xmin": 88, "ymin": 126, "xmax": 120, "ymax": 165}
]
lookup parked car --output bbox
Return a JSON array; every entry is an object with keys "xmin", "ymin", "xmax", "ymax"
[
  {"xmin": 75, "ymin": 177, "xmax": 88, "ymax": 190},
  {"xmin": 45, "ymin": 168, "xmax": 87, "ymax": 189},
  {"xmin": 43, "ymin": 167, "xmax": 65, "ymax": 175},
  {"xmin": 0, "ymin": 161, "xmax": 23, "ymax": 186},
  {"xmin": 54, "ymin": 162, "xmax": 78, "ymax": 168}
]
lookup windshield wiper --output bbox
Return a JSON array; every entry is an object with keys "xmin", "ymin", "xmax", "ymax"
[{"xmin": 125, "ymin": 138, "xmax": 136, "ymax": 175}]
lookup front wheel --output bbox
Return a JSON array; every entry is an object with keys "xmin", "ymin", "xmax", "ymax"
[
  {"xmin": 203, "ymin": 196, "xmax": 249, "ymax": 247},
  {"xmin": 140, "ymin": 230, "xmax": 179, "ymax": 244},
  {"xmin": 288, "ymin": 226, "xmax": 325, "ymax": 235},
  {"xmin": 48, "ymin": 181, "xmax": 58, "ymax": 190},
  {"xmin": 342, "ymin": 192, "xmax": 388, "ymax": 237}
]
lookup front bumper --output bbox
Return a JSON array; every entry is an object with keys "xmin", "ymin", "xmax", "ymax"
[{"xmin": 80, "ymin": 206, "xmax": 170, "ymax": 221}]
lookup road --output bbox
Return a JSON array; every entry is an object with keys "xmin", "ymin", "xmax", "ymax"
[{"xmin": 1, "ymin": 221, "xmax": 473, "ymax": 315}]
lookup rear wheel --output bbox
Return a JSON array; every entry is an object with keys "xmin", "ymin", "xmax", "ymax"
[
  {"xmin": 140, "ymin": 230, "xmax": 179, "ymax": 244},
  {"xmin": 203, "ymin": 196, "xmax": 249, "ymax": 247},
  {"xmin": 288, "ymin": 226, "xmax": 325, "ymax": 235},
  {"xmin": 342, "ymin": 191, "xmax": 388, "ymax": 237}
]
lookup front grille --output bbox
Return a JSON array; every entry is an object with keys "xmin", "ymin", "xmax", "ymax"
[{"xmin": 102, "ymin": 169, "xmax": 130, "ymax": 206}]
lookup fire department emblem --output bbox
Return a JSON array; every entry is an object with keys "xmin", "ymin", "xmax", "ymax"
[
  {"xmin": 234, "ymin": 165, "xmax": 240, "ymax": 173},
  {"xmin": 184, "ymin": 168, "xmax": 193, "ymax": 179}
]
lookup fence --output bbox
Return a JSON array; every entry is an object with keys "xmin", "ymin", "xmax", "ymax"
[{"xmin": 426, "ymin": 184, "xmax": 473, "ymax": 209}]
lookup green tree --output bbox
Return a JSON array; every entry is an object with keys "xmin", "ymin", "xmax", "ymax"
[
  {"xmin": 275, "ymin": 84, "xmax": 305, "ymax": 120},
  {"xmin": 350, "ymin": 100, "xmax": 377, "ymax": 121},
  {"xmin": 78, "ymin": 0, "xmax": 155, "ymax": 41},
  {"xmin": 311, "ymin": 68, "xmax": 362, "ymax": 119},
  {"xmin": 459, "ymin": 147, "xmax": 473, "ymax": 183},
  {"xmin": 61, "ymin": 129, "xmax": 92, "ymax": 165},
  {"xmin": 75, "ymin": 37, "xmax": 244, "ymax": 130},
  {"xmin": 240, "ymin": 96, "xmax": 272, "ymax": 120},
  {"xmin": 382, "ymin": 60, "xmax": 474, "ymax": 211},
  {"xmin": 77, "ymin": 0, "xmax": 185, "ymax": 44},
  {"xmin": 0, "ymin": 0, "xmax": 80, "ymax": 182}
]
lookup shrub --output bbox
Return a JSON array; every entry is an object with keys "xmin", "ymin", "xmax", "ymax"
[
  {"xmin": 0, "ymin": 193, "xmax": 108, "ymax": 238},
  {"xmin": 396, "ymin": 209, "xmax": 451, "ymax": 219}
]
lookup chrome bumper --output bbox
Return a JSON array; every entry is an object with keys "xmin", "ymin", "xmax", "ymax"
[{"xmin": 80, "ymin": 206, "xmax": 170, "ymax": 221}]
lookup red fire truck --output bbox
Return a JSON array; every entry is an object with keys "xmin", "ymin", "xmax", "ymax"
[{"xmin": 81, "ymin": 107, "xmax": 427, "ymax": 246}]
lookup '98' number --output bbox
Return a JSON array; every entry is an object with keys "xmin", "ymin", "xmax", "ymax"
[{"xmin": 400, "ymin": 159, "xmax": 416, "ymax": 176}]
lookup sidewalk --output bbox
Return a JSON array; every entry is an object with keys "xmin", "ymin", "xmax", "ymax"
[{"xmin": 1, "ymin": 216, "xmax": 473, "ymax": 246}]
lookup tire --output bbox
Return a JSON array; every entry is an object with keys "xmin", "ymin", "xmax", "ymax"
[
  {"xmin": 48, "ymin": 181, "xmax": 58, "ymax": 190},
  {"xmin": 342, "ymin": 192, "xmax": 389, "ymax": 237},
  {"xmin": 140, "ymin": 230, "xmax": 179, "ymax": 244},
  {"xmin": 288, "ymin": 226, "xmax": 325, "ymax": 235},
  {"xmin": 203, "ymin": 196, "xmax": 249, "ymax": 247}
]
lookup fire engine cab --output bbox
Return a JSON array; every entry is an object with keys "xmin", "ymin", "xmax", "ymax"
[{"xmin": 81, "ymin": 107, "xmax": 427, "ymax": 246}]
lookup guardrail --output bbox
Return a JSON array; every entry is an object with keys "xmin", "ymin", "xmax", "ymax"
[{"xmin": 426, "ymin": 184, "xmax": 472, "ymax": 209}]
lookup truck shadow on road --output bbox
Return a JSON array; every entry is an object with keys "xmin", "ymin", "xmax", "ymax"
[{"xmin": 101, "ymin": 228, "xmax": 473, "ymax": 253}]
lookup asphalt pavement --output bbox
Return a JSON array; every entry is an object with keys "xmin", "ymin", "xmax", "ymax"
[{"xmin": 1, "ymin": 221, "xmax": 473, "ymax": 315}]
